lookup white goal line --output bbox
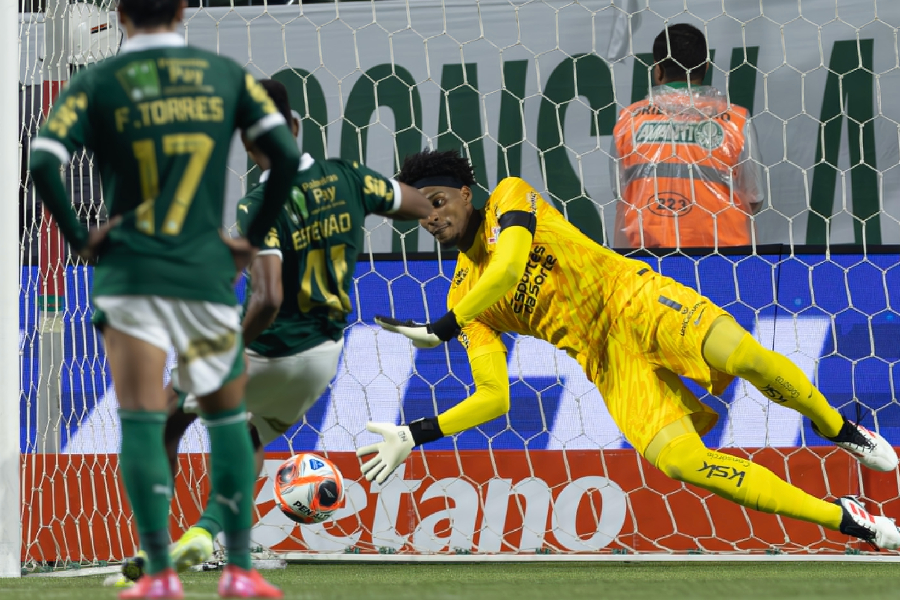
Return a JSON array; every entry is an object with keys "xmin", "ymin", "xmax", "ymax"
[{"xmin": 281, "ymin": 552, "xmax": 900, "ymax": 563}]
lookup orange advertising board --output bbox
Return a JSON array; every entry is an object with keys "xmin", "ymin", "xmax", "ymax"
[{"xmin": 21, "ymin": 448, "xmax": 871, "ymax": 563}]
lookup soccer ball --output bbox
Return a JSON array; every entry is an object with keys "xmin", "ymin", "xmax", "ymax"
[{"xmin": 273, "ymin": 453, "xmax": 345, "ymax": 524}]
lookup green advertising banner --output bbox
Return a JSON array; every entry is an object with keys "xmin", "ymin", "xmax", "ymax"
[{"xmin": 22, "ymin": 0, "xmax": 898, "ymax": 252}]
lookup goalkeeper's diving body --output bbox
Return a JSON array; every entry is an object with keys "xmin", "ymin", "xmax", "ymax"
[
  {"xmin": 121, "ymin": 78, "xmax": 432, "ymax": 584},
  {"xmin": 362, "ymin": 149, "xmax": 900, "ymax": 550}
]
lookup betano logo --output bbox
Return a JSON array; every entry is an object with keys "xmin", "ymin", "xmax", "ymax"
[{"xmin": 252, "ymin": 463, "xmax": 627, "ymax": 553}]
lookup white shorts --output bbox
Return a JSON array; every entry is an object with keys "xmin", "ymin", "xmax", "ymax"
[
  {"xmin": 94, "ymin": 295, "xmax": 242, "ymax": 397},
  {"xmin": 184, "ymin": 338, "xmax": 343, "ymax": 446}
]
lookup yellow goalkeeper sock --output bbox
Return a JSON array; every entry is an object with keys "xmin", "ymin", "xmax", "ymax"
[
  {"xmin": 704, "ymin": 317, "xmax": 844, "ymax": 438},
  {"xmin": 653, "ymin": 430, "xmax": 842, "ymax": 530}
]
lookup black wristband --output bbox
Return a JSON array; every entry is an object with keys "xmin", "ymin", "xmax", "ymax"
[
  {"xmin": 429, "ymin": 310, "xmax": 461, "ymax": 342},
  {"xmin": 408, "ymin": 417, "xmax": 444, "ymax": 446}
]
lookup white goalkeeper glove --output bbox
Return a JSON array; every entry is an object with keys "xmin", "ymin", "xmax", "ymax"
[
  {"xmin": 356, "ymin": 418, "xmax": 445, "ymax": 484},
  {"xmin": 374, "ymin": 312, "xmax": 461, "ymax": 349},
  {"xmin": 356, "ymin": 423, "xmax": 415, "ymax": 484}
]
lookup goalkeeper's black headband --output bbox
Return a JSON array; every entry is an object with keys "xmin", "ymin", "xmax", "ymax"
[{"xmin": 413, "ymin": 176, "xmax": 465, "ymax": 189}]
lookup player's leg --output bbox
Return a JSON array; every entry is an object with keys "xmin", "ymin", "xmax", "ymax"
[
  {"xmin": 634, "ymin": 271, "xmax": 897, "ymax": 472},
  {"xmin": 94, "ymin": 297, "xmax": 183, "ymax": 598},
  {"xmin": 169, "ymin": 420, "xmax": 264, "ymax": 572},
  {"xmin": 642, "ymin": 370, "xmax": 844, "ymax": 526},
  {"xmin": 193, "ymin": 373, "xmax": 255, "ymax": 569},
  {"xmin": 160, "ymin": 297, "xmax": 282, "ymax": 598},
  {"xmin": 641, "ymin": 378, "xmax": 900, "ymax": 549},
  {"xmin": 177, "ymin": 340, "xmax": 343, "ymax": 549},
  {"xmin": 194, "ymin": 374, "xmax": 282, "ymax": 598},
  {"xmin": 702, "ymin": 315, "xmax": 897, "ymax": 471},
  {"xmin": 164, "ymin": 387, "xmax": 197, "ymax": 480},
  {"xmin": 104, "ymin": 329, "xmax": 176, "ymax": 573},
  {"xmin": 599, "ymin": 314, "xmax": 900, "ymax": 550}
]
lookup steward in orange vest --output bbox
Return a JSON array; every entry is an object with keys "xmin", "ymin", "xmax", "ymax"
[{"xmin": 611, "ymin": 24, "xmax": 765, "ymax": 249}]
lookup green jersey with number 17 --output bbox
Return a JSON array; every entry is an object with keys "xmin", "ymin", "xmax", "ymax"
[
  {"xmin": 236, "ymin": 155, "xmax": 401, "ymax": 357},
  {"xmin": 32, "ymin": 33, "xmax": 283, "ymax": 305}
]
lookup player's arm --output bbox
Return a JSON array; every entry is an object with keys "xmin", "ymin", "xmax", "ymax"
[
  {"xmin": 243, "ymin": 254, "xmax": 283, "ymax": 344},
  {"xmin": 357, "ymin": 322, "xmax": 509, "ymax": 483},
  {"xmin": 449, "ymin": 218, "xmax": 532, "ymax": 324},
  {"xmin": 388, "ymin": 182, "xmax": 432, "ymax": 220},
  {"xmin": 339, "ymin": 160, "xmax": 431, "ymax": 220},
  {"xmin": 435, "ymin": 350, "xmax": 509, "ymax": 435},
  {"xmin": 376, "ymin": 178, "xmax": 535, "ymax": 347},
  {"xmin": 235, "ymin": 193, "xmax": 283, "ymax": 345},
  {"xmin": 236, "ymin": 73, "xmax": 301, "ymax": 247},
  {"xmin": 29, "ymin": 75, "xmax": 93, "ymax": 256}
]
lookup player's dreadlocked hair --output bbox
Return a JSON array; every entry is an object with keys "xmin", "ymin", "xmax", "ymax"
[
  {"xmin": 653, "ymin": 23, "xmax": 708, "ymax": 82},
  {"xmin": 118, "ymin": 0, "xmax": 182, "ymax": 28},
  {"xmin": 259, "ymin": 79, "xmax": 294, "ymax": 130},
  {"xmin": 397, "ymin": 149, "xmax": 477, "ymax": 189}
]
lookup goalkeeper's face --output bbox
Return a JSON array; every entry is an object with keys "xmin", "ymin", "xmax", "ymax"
[{"xmin": 419, "ymin": 185, "xmax": 474, "ymax": 248}]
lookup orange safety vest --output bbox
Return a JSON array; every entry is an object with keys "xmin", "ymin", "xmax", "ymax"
[{"xmin": 613, "ymin": 87, "xmax": 753, "ymax": 248}]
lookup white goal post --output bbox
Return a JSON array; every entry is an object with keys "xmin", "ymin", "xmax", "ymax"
[
  {"xmin": 2, "ymin": 0, "xmax": 21, "ymax": 580},
  {"xmin": 12, "ymin": 0, "xmax": 900, "ymax": 573}
]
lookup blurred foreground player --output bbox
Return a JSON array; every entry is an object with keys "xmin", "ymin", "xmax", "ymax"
[
  {"xmin": 121, "ymin": 79, "xmax": 432, "ymax": 582},
  {"xmin": 30, "ymin": 0, "xmax": 300, "ymax": 597},
  {"xmin": 362, "ymin": 149, "xmax": 900, "ymax": 550}
]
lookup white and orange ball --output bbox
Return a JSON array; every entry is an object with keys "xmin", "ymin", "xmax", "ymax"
[{"xmin": 273, "ymin": 453, "xmax": 345, "ymax": 524}]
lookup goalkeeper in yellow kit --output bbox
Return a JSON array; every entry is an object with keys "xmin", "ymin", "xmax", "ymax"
[{"xmin": 360, "ymin": 149, "xmax": 900, "ymax": 550}]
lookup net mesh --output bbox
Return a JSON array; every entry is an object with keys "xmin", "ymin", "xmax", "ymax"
[{"xmin": 15, "ymin": 0, "xmax": 900, "ymax": 566}]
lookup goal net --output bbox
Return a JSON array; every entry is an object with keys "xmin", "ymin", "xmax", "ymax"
[{"xmin": 14, "ymin": 0, "xmax": 900, "ymax": 570}]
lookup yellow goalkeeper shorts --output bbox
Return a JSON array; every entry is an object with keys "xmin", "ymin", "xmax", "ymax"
[{"xmin": 590, "ymin": 270, "xmax": 735, "ymax": 454}]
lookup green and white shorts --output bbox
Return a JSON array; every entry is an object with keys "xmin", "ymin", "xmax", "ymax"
[
  {"xmin": 93, "ymin": 295, "xmax": 243, "ymax": 397},
  {"xmin": 182, "ymin": 339, "xmax": 343, "ymax": 445}
]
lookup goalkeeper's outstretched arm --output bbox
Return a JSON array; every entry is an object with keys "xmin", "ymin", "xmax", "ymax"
[
  {"xmin": 450, "ymin": 225, "xmax": 532, "ymax": 325},
  {"xmin": 356, "ymin": 350, "xmax": 510, "ymax": 483},
  {"xmin": 434, "ymin": 351, "xmax": 510, "ymax": 436},
  {"xmin": 375, "ymin": 223, "xmax": 534, "ymax": 347}
]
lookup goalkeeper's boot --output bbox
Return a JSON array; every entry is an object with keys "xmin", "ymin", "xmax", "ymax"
[
  {"xmin": 837, "ymin": 496, "xmax": 900, "ymax": 550},
  {"xmin": 170, "ymin": 526, "xmax": 215, "ymax": 573},
  {"xmin": 815, "ymin": 417, "xmax": 899, "ymax": 472},
  {"xmin": 121, "ymin": 550, "xmax": 149, "ymax": 582},
  {"xmin": 118, "ymin": 568, "xmax": 183, "ymax": 600},
  {"xmin": 218, "ymin": 564, "xmax": 283, "ymax": 599}
]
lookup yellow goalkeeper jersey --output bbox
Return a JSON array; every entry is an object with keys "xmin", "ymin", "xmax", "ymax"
[{"xmin": 447, "ymin": 177, "xmax": 651, "ymax": 371}]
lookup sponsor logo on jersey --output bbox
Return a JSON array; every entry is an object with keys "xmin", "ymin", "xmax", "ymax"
[
  {"xmin": 301, "ymin": 173, "xmax": 339, "ymax": 192},
  {"xmin": 488, "ymin": 226, "xmax": 501, "ymax": 245},
  {"xmin": 511, "ymin": 245, "xmax": 557, "ymax": 315},
  {"xmin": 527, "ymin": 191, "xmax": 538, "ymax": 214},
  {"xmin": 451, "ymin": 267, "xmax": 469, "ymax": 289},
  {"xmin": 458, "ymin": 331, "xmax": 470, "ymax": 349},
  {"xmin": 290, "ymin": 186, "xmax": 308, "ymax": 222},
  {"xmin": 678, "ymin": 301, "xmax": 702, "ymax": 337},
  {"xmin": 697, "ymin": 461, "xmax": 746, "ymax": 488},
  {"xmin": 634, "ymin": 119, "xmax": 725, "ymax": 150},
  {"xmin": 116, "ymin": 60, "xmax": 161, "ymax": 101},
  {"xmin": 363, "ymin": 175, "xmax": 394, "ymax": 202},
  {"xmin": 264, "ymin": 228, "xmax": 280, "ymax": 249}
]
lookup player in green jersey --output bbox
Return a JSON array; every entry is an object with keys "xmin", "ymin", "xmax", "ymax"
[
  {"xmin": 29, "ymin": 1, "xmax": 299, "ymax": 598},
  {"xmin": 118, "ymin": 79, "xmax": 432, "ymax": 580}
]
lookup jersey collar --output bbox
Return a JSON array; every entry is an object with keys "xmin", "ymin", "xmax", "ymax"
[
  {"xmin": 120, "ymin": 32, "xmax": 186, "ymax": 54},
  {"xmin": 258, "ymin": 153, "xmax": 314, "ymax": 183}
]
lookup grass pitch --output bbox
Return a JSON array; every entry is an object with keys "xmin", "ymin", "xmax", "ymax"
[{"xmin": 2, "ymin": 562, "xmax": 899, "ymax": 599}]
